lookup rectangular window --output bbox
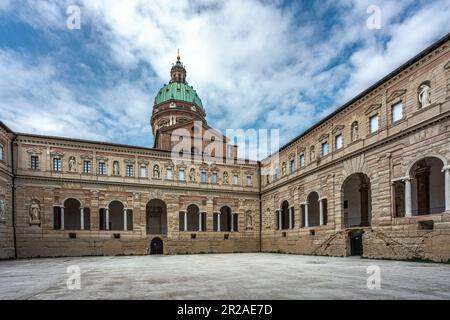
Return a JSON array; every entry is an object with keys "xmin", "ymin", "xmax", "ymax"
[
  {"xmin": 370, "ymin": 114, "xmax": 379, "ymax": 133},
  {"xmin": 126, "ymin": 164, "xmax": 134, "ymax": 177},
  {"xmin": 31, "ymin": 155, "xmax": 39, "ymax": 170},
  {"xmin": 321, "ymin": 142, "xmax": 328, "ymax": 156},
  {"xmin": 290, "ymin": 159, "xmax": 295, "ymax": 172},
  {"xmin": 211, "ymin": 172, "xmax": 218, "ymax": 184},
  {"xmin": 140, "ymin": 165, "xmax": 147, "ymax": 177},
  {"xmin": 246, "ymin": 175, "xmax": 252, "ymax": 186},
  {"xmin": 179, "ymin": 169, "xmax": 185, "ymax": 181},
  {"xmin": 392, "ymin": 102, "xmax": 403, "ymax": 123},
  {"xmin": 98, "ymin": 162, "xmax": 106, "ymax": 175},
  {"xmin": 166, "ymin": 168, "xmax": 173, "ymax": 179},
  {"xmin": 83, "ymin": 160, "xmax": 91, "ymax": 174},
  {"xmin": 335, "ymin": 134, "xmax": 343, "ymax": 150},
  {"xmin": 299, "ymin": 154, "xmax": 305, "ymax": 168},
  {"xmin": 0, "ymin": 145, "xmax": 3, "ymax": 161},
  {"xmin": 201, "ymin": 171, "xmax": 207, "ymax": 183},
  {"xmin": 53, "ymin": 158, "xmax": 61, "ymax": 171},
  {"xmin": 233, "ymin": 174, "xmax": 239, "ymax": 185}
]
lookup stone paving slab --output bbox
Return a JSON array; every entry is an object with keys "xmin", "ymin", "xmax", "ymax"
[{"xmin": 0, "ymin": 253, "xmax": 449, "ymax": 300}]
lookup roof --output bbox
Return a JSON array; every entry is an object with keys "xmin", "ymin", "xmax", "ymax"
[
  {"xmin": 154, "ymin": 81, "xmax": 204, "ymax": 110},
  {"xmin": 278, "ymin": 32, "xmax": 450, "ymax": 153}
]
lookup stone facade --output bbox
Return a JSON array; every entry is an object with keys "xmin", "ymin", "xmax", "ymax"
[
  {"xmin": 261, "ymin": 34, "xmax": 450, "ymax": 263},
  {"xmin": 1, "ymin": 35, "xmax": 450, "ymax": 262},
  {"xmin": 0, "ymin": 123, "xmax": 14, "ymax": 259}
]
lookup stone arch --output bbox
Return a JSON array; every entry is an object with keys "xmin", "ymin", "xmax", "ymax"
[
  {"xmin": 146, "ymin": 199, "xmax": 167, "ymax": 235},
  {"xmin": 408, "ymin": 156, "xmax": 446, "ymax": 215},
  {"xmin": 405, "ymin": 153, "xmax": 448, "ymax": 179},
  {"xmin": 342, "ymin": 173, "xmax": 371, "ymax": 228},
  {"xmin": 306, "ymin": 192, "xmax": 320, "ymax": 227},
  {"xmin": 63, "ymin": 198, "xmax": 82, "ymax": 230},
  {"xmin": 61, "ymin": 196, "xmax": 84, "ymax": 208}
]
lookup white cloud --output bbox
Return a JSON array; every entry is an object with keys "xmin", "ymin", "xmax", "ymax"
[{"xmin": 1, "ymin": 0, "xmax": 449, "ymax": 154}]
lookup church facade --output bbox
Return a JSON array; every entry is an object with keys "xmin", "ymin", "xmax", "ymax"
[{"xmin": 1, "ymin": 34, "xmax": 450, "ymax": 262}]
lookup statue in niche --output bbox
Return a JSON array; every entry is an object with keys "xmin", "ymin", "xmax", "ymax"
[
  {"xmin": 189, "ymin": 168, "xmax": 196, "ymax": 182},
  {"xmin": 29, "ymin": 200, "xmax": 41, "ymax": 225},
  {"xmin": 0, "ymin": 197, "xmax": 6, "ymax": 222},
  {"xmin": 310, "ymin": 146, "xmax": 315, "ymax": 161},
  {"xmin": 281, "ymin": 162, "xmax": 286, "ymax": 176},
  {"xmin": 418, "ymin": 83, "xmax": 431, "ymax": 108},
  {"xmin": 68, "ymin": 156, "xmax": 76, "ymax": 172},
  {"xmin": 153, "ymin": 165, "xmax": 160, "ymax": 178},
  {"xmin": 223, "ymin": 171, "xmax": 228, "ymax": 184},
  {"xmin": 245, "ymin": 211, "xmax": 253, "ymax": 230},
  {"xmin": 113, "ymin": 161, "xmax": 120, "ymax": 175},
  {"xmin": 351, "ymin": 121, "xmax": 359, "ymax": 142}
]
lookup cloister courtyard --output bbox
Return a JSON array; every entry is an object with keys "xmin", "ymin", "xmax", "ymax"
[{"xmin": 0, "ymin": 253, "xmax": 449, "ymax": 300}]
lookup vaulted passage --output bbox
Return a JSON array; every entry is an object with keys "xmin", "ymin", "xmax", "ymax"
[
  {"xmin": 342, "ymin": 173, "xmax": 371, "ymax": 228},
  {"xmin": 107, "ymin": 201, "xmax": 133, "ymax": 231},
  {"xmin": 146, "ymin": 199, "xmax": 167, "ymax": 235},
  {"xmin": 64, "ymin": 198, "xmax": 81, "ymax": 230},
  {"xmin": 410, "ymin": 157, "xmax": 445, "ymax": 215}
]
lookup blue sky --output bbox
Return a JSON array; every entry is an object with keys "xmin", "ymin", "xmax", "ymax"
[{"xmin": 0, "ymin": 0, "xmax": 449, "ymax": 150}]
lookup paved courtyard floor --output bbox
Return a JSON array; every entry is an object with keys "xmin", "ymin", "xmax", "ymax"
[{"xmin": 1, "ymin": 253, "xmax": 449, "ymax": 300}]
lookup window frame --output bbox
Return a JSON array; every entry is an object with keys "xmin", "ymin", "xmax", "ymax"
[
  {"xmin": 335, "ymin": 134, "xmax": 343, "ymax": 150},
  {"xmin": 83, "ymin": 160, "xmax": 91, "ymax": 174},
  {"xmin": 53, "ymin": 157, "xmax": 62, "ymax": 172},
  {"xmin": 126, "ymin": 164, "xmax": 134, "ymax": 177},
  {"xmin": 391, "ymin": 101, "xmax": 404, "ymax": 123},
  {"xmin": 369, "ymin": 113, "xmax": 379, "ymax": 134},
  {"xmin": 31, "ymin": 155, "xmax": 39, "ymax": 170}
]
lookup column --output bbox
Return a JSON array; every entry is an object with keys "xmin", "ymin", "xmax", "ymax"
[
  {"xmin": 319, "ymin": 199, "xmax": 324, "ymax": 226},
  {"xmin": 123, "ymin": 209, "xmax": 127, "ymax": 231},
  {"xmin": 80, "ymin": 207, "xmax": 84, "ymax": 230},
  {"xmin": 277, "ymin": 209, "xmax": 282, "ymax": 230},
  {"xmin": 304, "ymin": 203, "xmax": 309, "ymax": 228},
  {"xmin": 288, "ymin": 207, "xmax": 293, "ymax": 229},
  {"xmin": 105, "ymin": 208, "xmax": 110, "ymax": 230},
  {"xmin": 231, "ymin": 214, "xmax": 234, "ymax": 232},
  {"xmin": 198, "ymin": 213, "xmax": 202, "ymax": 232},
  {"xmin": 445, "ymin": 169, "xmax": 450, "ymax": 212},
  {"xmin": 184, "ymin": 211, "xmax": 188, "ymax": 232},
  {"xmin": 217, "ymin": 213, "xmax": 221, "ymax": 231},
  {"xmin": 60, "ymin": 206, "xmax": 65, "ymax": 230},
  {"xmin": 404, "ymin": 178, "xmax": 412, "ymax": 217}
]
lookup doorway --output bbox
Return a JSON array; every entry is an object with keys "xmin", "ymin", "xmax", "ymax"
[
  {"xmin": 349, "ymin": 231, "xmax": 363, "ymax": 256},
  {"xmin": 150, "ymin": 237, "xmax": 164, "ymax": 255}
]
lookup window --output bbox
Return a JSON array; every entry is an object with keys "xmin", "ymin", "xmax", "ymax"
[
  {"xmin": 201, "ymin": 171, "xmax": 207, "ymax": 183},
  {"xmin": 274, "ymin": 167, "xmax": 279, "ymax": 180},
  {"xmin": 83, "ymin": 160, "xmax": 91, "ymax": 174},
  {"xmin": 392, "ymin": 102, "xmax": 403, "ymax": 123},
  {"xmin": 321, "ymin": 142, "xmax": 328, "ymax": 156},
  {"xmin": 31, "ymin": 155, "xmax": 39, "ymax": 170},
  {"xmin": 246, "ymin": 175, "xmax": 252, "ymax": 186},
  {"xmin": 179, "ymin": 169, "xmax": 185, "ymax": 181},
  {"xmin": 166, "ymin": 168, "xmax": 173, "ymax": 179},
  {"xmin": 53, "ymin": 158, "xmax": 62, "ymax": 171},
  {"xmin": 0, "ymin": 145, "xmax": 3, "ymax": 161},
  {"xmin": 369, "ymin": 114, "xmax": 379, "ymax": 133},
  {"xmin": 126, "ymin": 164, "xmax": 134, "ymax": 177},
  {"xmin": 98, "ymin": 162, "xmax": 106, "ymax": 175},
  {"xmin": 290, "ymin": 159, "xmax": 295, "ymax": 173},
  {"xmin": 335, "ymin": 134, "xmax": 343, "ymax": 150},
  {"xmin": 140, "ymin": 165, "xmax": 147, "ymax": 177},
  {"xmin": 233, "ymin": 174, "xmax": 239, "ymax": 185},
  {"xmin": 211, "ymin": 172, "xmax": 218, "ymax": 184},
  {"xmin": 299, "ymin": 154, "xmax": 305, "ymax": 168}
]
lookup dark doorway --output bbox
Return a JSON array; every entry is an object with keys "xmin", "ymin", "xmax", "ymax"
[
  {"xmin": 150, "ymin": 237, "xmax": 164, "ymax": 255},
  {"xmin": 350, "ymin": 232, "xmax": 363, "ymax": 256}
]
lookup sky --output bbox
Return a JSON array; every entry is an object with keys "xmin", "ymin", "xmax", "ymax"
[{"xmin": 0, "ymin": 0, "xmax": 449, "ymax": 153}]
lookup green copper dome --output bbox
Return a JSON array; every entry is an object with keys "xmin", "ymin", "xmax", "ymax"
[{"xmin": 154, "ymin": 81, "xmax": 204, "ymax": 110}]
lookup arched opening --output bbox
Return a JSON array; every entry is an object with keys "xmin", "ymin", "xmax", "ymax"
[
  {"xmin": 278, "ymin": 201, "xmax": 290, "ymax": 230},
  {"xmin": 146, "ymin": 199, "xmax": 167, "ymax": 235},
  {"xmin": 187, "ymin": 204, "xmax": 200, "ymax": 231},
  {"xmin": 150, "ymin": 237, "xmax": 164, "ymax": 255},
  {"xmin": 218, "ymin": 206, "xmax": 232, "ymax": 232},
  {"xmin": 349, "ymin": 230, "xmax": 364, "ymax": 256},
  {"xmin": 343, "ymin": 173, "xmax": 371, "ymax": 228},
  {"xmin": 64, "ymin": 198, "xmax": 81, "ymax": 230},
  {"xmin": 410, "ymin": 157, "xmax": 445, "ymax": 215},
  {"xmin": 307, "ymin": 192, "xmax": 320, "ymax": 227},
  {"xmin": 109, "ymin": 201, "xmax": 124, "ymax": 231}
]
